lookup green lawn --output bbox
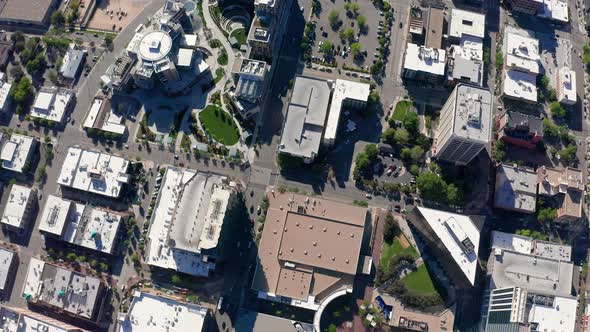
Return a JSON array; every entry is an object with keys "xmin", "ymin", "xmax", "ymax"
[
  {"xmin": 402, "ymin": 264, "xmax": 437, "ymax": 295},
  {"xmin": 380, "ymin": 236, "xmax": 418, "ymax": 270},
  {"xmin": 392, "ymin": 100, "xmax": 413, "ymax": 121},
  {"xmin": 230, "ymin": 28, "xmax": 247, "ymax": 45},
  {"xmin": 198, "ymin": 105, "xmax": 240, "ymax": 146}
]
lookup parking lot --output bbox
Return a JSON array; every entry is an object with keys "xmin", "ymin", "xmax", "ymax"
[{"xmin": 306, "ymin": 0, "xmax": 390, "ymax": 72}]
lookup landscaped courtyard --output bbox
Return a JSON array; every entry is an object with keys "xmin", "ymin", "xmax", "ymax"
[
  {"xmin": 380, "ymin": 235, "xmax": 418, "ymax": 271},
  {"xmin": 391, "ymin": 100, "xmax": 413, "ymax": 121},
  {"xmin": 230, "ymin": 28, "xmax": 247, "ymax": 45},
  {"xmin": 401, "ymin": 264, "xmax": 438, "ymax": 295},
  {"xmin": 198, "ymin": 105, "xmax": 240, "ymax": 146}
]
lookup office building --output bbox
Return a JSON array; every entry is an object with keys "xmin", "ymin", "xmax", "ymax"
[
  {"xmin": 1, "ymin": 185, "xmax": 36, "ymax": 233},
  {"xmin": 0, "ymin": 73, "xmax": 12, "ymax": 113},
  {"xmin": 406, "ymin": 207, "xmax": 482, "ymax": 288},
  {"xmin": 252, "ymin": 193, "xmax": 368, "ymax": 311},
  {"xmin": 540, "ymin": 0, "xmax": 569, "ymax": 22},
  {"xmin": 247, "ymin": 0, "xmax": 293, "ymax": 62},
  {"xmin": 449, "ymin": 9, "xmax": 485, "ymax": 40},
  {"xmin": 433, "ymin": 84, "xmax": 493, "ymax": 165},
  {"xmin": 278, "ymin": 76, "xmax": 331, "ymax": 162},
  {"xmin": 323, "ymin": 79, "xmax": 370, "ymax": 146},
  {"xmin": 231, "ymin": 58, "xmax": 269, "ymax": 105},
  {"xmin": 118, "ymin": 291, "xmax": 208, "ymax": 332},
  {"xmin": 0, "ymin": 306, "xmax": 85, "ymax": 332},
  {"xmin": 509, "ymin": 0, "xmax": 544, "ymax": 14},
  {"xmin": 0, "ymin": 248, "xmax": 16, "ymax": 300},
  {"xmin": 494, "ymin": 163, "xmax": 537, "ymax": 214},
  {"xmin": 234, "ymin": 310, "xmax": 314, "ymax": 332},
  {"xmin": 496, "ymin": 111, "xmax": 543, "ymax": 149},
  {"xmin": 30, "ymin": 89, "xmax": 74, "ymax": 123},
  {"xmin": 502, "ymin": 32, "xmax": 540, "ymax": 103},
  {"xmin": 556, "ymin": 67, "xmax": 576, "ymax": 105},
  {"xmin": 83, "ymin": 97, "xmax": 127, "ymax": 136},
  {"xmin": 22, "ymin": 258, "xmax": 107, "ymax": 322},
  {"xmin": 447, "ymin": 39, "xmax": 484, "ymax": 86},
  {"xmin": 57, "ymin": 147, "xmax": 130, "ymax": 198},
  {"xmin": 145, "ymin": 167, "xmax": 235, "ymax": 277},
  {"xmin": 403, "ymin": 44, "xmax": 446, "ymax": 81},
  {"xmin": 38, "ymin": 195, "xmax": 123, "ymax": 254},
  {"xmin": 537, "ymin": 166, "xmax": 583, "ymax": 222},
  {"xmin": 59, "ymin": 45, "xmax": 86, "ymax": 84},
  {"xmin": 425, "ymin": 7, "xmax": 444, "ymax": 49},
  {"xmin": 0, "ymin": 134, "xmax": 36, "ymax": 173}
]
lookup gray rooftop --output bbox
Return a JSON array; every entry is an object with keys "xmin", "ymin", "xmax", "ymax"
[
  {"xmin": 494, "ymin": 164, "xmax": 537, "ymax": 213},
  {"xmin": 490, "ymin": 249, "xmax": 573, "ymax": 297},
  {"xmin": 279, "ymin": 76, "xmax": 331, "ymax": 159},
  {"xmin": 450, "ymin": 84, "xmax": 493, "ymax": 142},
  {"xmin": 60, "ymin": 48, "xmax": 86, "ymax": 79},
  {"xmin": 0, "ymin": 0, "xmax": 56, "ymax": 24},
  {"xmin": 234, "ymin": 310, "xmax": 314, "ymax": 332}
]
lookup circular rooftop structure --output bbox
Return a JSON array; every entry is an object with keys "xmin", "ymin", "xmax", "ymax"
[{"xmin": 138, "ymin": 31, "xmax": 173, "ymax": 62}]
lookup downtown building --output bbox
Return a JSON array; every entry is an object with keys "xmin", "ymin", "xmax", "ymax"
[{"xmin": 433, "ymin": 84, "xmax": 493, "ymax": 165}]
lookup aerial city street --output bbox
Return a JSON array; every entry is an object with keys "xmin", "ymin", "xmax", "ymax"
[{"xmin": 0, "ymin": 0, "xmax": 589, "ymax": 331}]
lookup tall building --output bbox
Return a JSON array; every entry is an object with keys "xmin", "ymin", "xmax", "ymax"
[
  {"xmin": 247, "ymin": 0, "xmax": 293, "ymax": 62},
  {"xmin": 406, "ymin": 207, "xmax": 482, "ymax": 288},
  {"xmin": 509, "ymin": 0, "xmax": 544, "ymax": 14},
  {"xmin": 433, "ymin": 84, "xmax": 493, "ymax": 165}
]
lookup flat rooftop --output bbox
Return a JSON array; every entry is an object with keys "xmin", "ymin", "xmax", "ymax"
[
  {"xmin": 505, "ymin": 32, "xmax": 540, "ymax": 61},
  {"xmin": 541, "ymin": 0, "xmax": 569, "ymax": 22},
  {"xmin": 0, "ymin": 247, "xmax": 15, "ymax": 291},
  {"xmin": 118, "ymin": 291, "xmax": 207, "ymax": 332},
  {"xmin": 425, "ymin": 7, "xmax": 444, "ymax": 49},
  {"xmin": 494, "ymin": 164, "xmax": 537, "ymax": 213},
  {"xmin": 0, "ymin": 81, "xmax": 11, "ymax": 110},
  {"xmin": 324, "ymin": 79, "xmax": 370, "ymax": 142},
  {"xmin": 503, "ymin": 69, "xmax": 537, "ymax": 102},
  {"xmin": 449, "ymin": 9, "xmax": 485, "ymax": 38},
  {"xmin": 403, "ymin": 43, "xmax": 446, "ymax": 76},
  {"xmin": 491, "ymin": 230, "xmax": 572, "ymax": 261},
  {"xmin": 528, "ymin": 295, "xmax": 576, "ymax": 332},
  {"xmin": 234, "ymin": 310, "xmax": 314, "ymax": 332},
  {"xmin": 416, "ymin": 207, "xmax": 480, "ymax": 286},
  {"xmin": 253, "ymin": 193, "xmax": 367, "ymax": 302},
  {"xmin": 1, "ymin": 185, "xmax": 33, "ymax": 229},
  {"xmin": 558, "ymin": 67, "xmax": 576, "ymax": 103},
  {"xmin": 1, "ymin": 134, "xmax": 34, "ymax": 173},
  {"xmin": 0, "ymin": 0, "xmax": 56, "ymax": 24},
  {"xmin": 57, "ymin": 147, "xmax": 129, "ymax": 198},
  {"xmin": 450, "ymin": 84, "xmax": 493, "ymax": 142},
  {"xmin": 0, "ymin": 306, "xmax": 84, "ymax": 332},
  {"xmin": 31, "ymin": 90, "xmax": 73, "ymax": 123},
  {"xmin": 146, "ymin": 167, "xmax": 232, "ymax": 276},
  {"xmin": 60, "ymin": 47, "xmax": 86, "ymax": 79},
  {"xmin": 489, "ymin": 249, "xmax": 573, "ymax": 297},
  {"xmin": 279, "ymin": 76, "xmax": 331, "ymax": 159},
  {"xmin": 22, "ymin": 258, "xmax": 104, "ymax": 320},
  {"xmin": 62, "ymin": 203, "xmax": 122, "ymax": 254}
]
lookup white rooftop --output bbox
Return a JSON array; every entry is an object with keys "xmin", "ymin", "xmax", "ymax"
[
  {"xmin": 494, "ymin": 164, "xmax": 537, "ymax": 213},
  {"xmin": 0, "ymin": 248, "xmax": 15, "ymax": 291},
  {"xmin": 449, "ymin": 84, "xmax": 493, "ymax": 142},
  {"xmin": 1, "ymin": 185, "xmax": 33, "ymax": 229},
  {"xmin": 119, "ymin": 291, "xmax": 207, "ymax": 332},
  {"xmin": 503, "ymin": 69, "xmax": 538, "ymax": 102},
  {"xmin": 449, "ymin": 9, "xmax": 485, "ymax": 39},
  {"xmin": 403, "ymin": 43, "xmax": 446, "ymax": 76},
  {"xmin": 83, "ymin": 98, "xmax": 103, "ymax": 129},
  {"xmin": 138, "ymin": 31, "xmax": 173, "ymax": 62},
  {"xmin": 31, "ymin": 90, "xmax": 72, "ymax": 123},
  {"xmin": 528, "ymin": 295, "xmax": 576, "ymax": 332},
  {"xmin": 38, "ymin": 195, "xmax": 72, "ymax": 237},
  {"xmin": 176, "ymin": 48, "xmax": 193, "ymax": 67},
  {"xmin": 504, "ymin": 32, "xmax": 540, "ymax": 74},
  {"xmin": 324, "ymin": 79, "xmax": 370, "ymax": 143},
  {"xmin": 0, "ymin": 306, "xmax": 83, "ymax": 332},
  {"xmin": 1, "ymin": 134, "xmax": 34, "ymax": 173},
  {"xmin": 558, "ymin": 67, "xmax": 576, "ymax": 104},
  {"xmin": 180, "ymin": 34, "xmax": 198, "ymax": 47},
  {"xmin": 0, "ymin": 80, "xmax": 11, "ymax": 111},
  {"xmin": 279, "ymin": 76, "xmax": 331, "ymax": 159},
  {"xmin": 492, "ymin": 231, "xmax": 572, "ymax": 261},
  {"xmin": 541, "ymin": 0, "xmax": 569, "ymax": 22},
  {"xmin": 146, "ymin": 167, "xmax": 233, "ymax": 276},
  {"xmin": 416, "ymin": 206, "xmax": 480, "ymax": 285},
  {"xmin": 57, "ymin": 147, "xmax": 129, "ymax": 198}
]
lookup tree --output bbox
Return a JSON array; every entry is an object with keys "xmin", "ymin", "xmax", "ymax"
[
  {"xmin": 351, "ymin": 42, "xmax": 361, "ymax": 56},
  {"xmin": 495, "ymin": 51, "xmax": 503, "ymax": 67},
  {"xmin": 371, "ymin": 59, "xmax": 383, "ymax": 75},
  {"xmin": 550, "ymin": 101, "xmax": 567, "ymax": 118},
  {"xmin": 559, "ymin": 144, "xmax": 577, "ymax": 163},
  {"xmin": 382, "ymin": 128, "xmax": 396, "ymax": 145},
  {"xmin": 357, "ymin": 15, "xmax": 366, "ymax": 28},
  {"xmin": 328, "ymin": 10, "xmax": 340, "ymax": 28},
  {"xmin": 364, "ymin": 144, "xmax": 378, "ymax": 161},
  {"xmin": 10, "ymin": 31, "xmax": 24, "ymax": 43},
  {"xmin": 394, "ymin": 127, "xmax": 409, "ymax": 145},
  {"xmin": 338, "ymin": 29, "xmax": 345, "ymax": 40},
  {"xmin": 48, "ymin": 69, "xmax": 58, "ymax": 84},
  {"xmin": 410, "ymin": 164, "xmax": 420, "ymax": 175},
  {"xmin": 10, "ymin": 66, "xmax": 24, "ymax": 81},
  {"xmin": 403, "ymin": 111, "xmax": 419, "ymax": 135},
  {"xmin": 344, "ymin": 28, "xmax": 355, "ymax": 41},
  {"xmin": 350, "ymin": 2, "xmax": 360, "ymax": 14},
  {"xmin": 11, "ymin": 77, "xmax": 33, "ymax": 113},
  {"xmin": 383, "ymin": 213, "xmax": 401, "ymax": 243},
  {"xmin": 446, "ymin": 184, "xmax": 460, "ymax": 205},
  {"xmin": 104, "ymin": 34, "xmax": 114, "ymax": 48},
  {"xmin": 543, "ymin": 119, "xmax": 560, "ymax": 137},
  {"xmin": 171, "ymin": 274, "xmax": 183, "ymax": 285},
  {"xmin": 493, "ymin": 139, "xmax": 506, "ymax": 162},
  {"xmin": 51, "ymin": 10, "xmax": 65, "ymax": 26},
  {"xmin": 66, "ymin": 253, "xmax": 77, "ymax": 261},
  {"xmin": 538, "ymin": 207, "xmax": 557, "ymax": 223},
  {"xmin": 539, "ymin": 75, "xmax": 549, "ymax": 89},
  {"xmin": 417, "ymin": 172, "xmax": 448, "ymax": 203},
  {"xmin": 400, "ymin": 147, "xmax": 412, "ymax": 160},
  {"xmin": 320, "ymin": 41, "xmax": 332, "ymax": 55},
  {"xmin": 409, "ymin": 146, "xmax": 424, "ymax": 161}
]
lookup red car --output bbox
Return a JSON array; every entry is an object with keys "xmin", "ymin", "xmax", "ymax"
[{"xmin": 388, "ymin": 165, "xmax": 397, "ymax": 171}]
